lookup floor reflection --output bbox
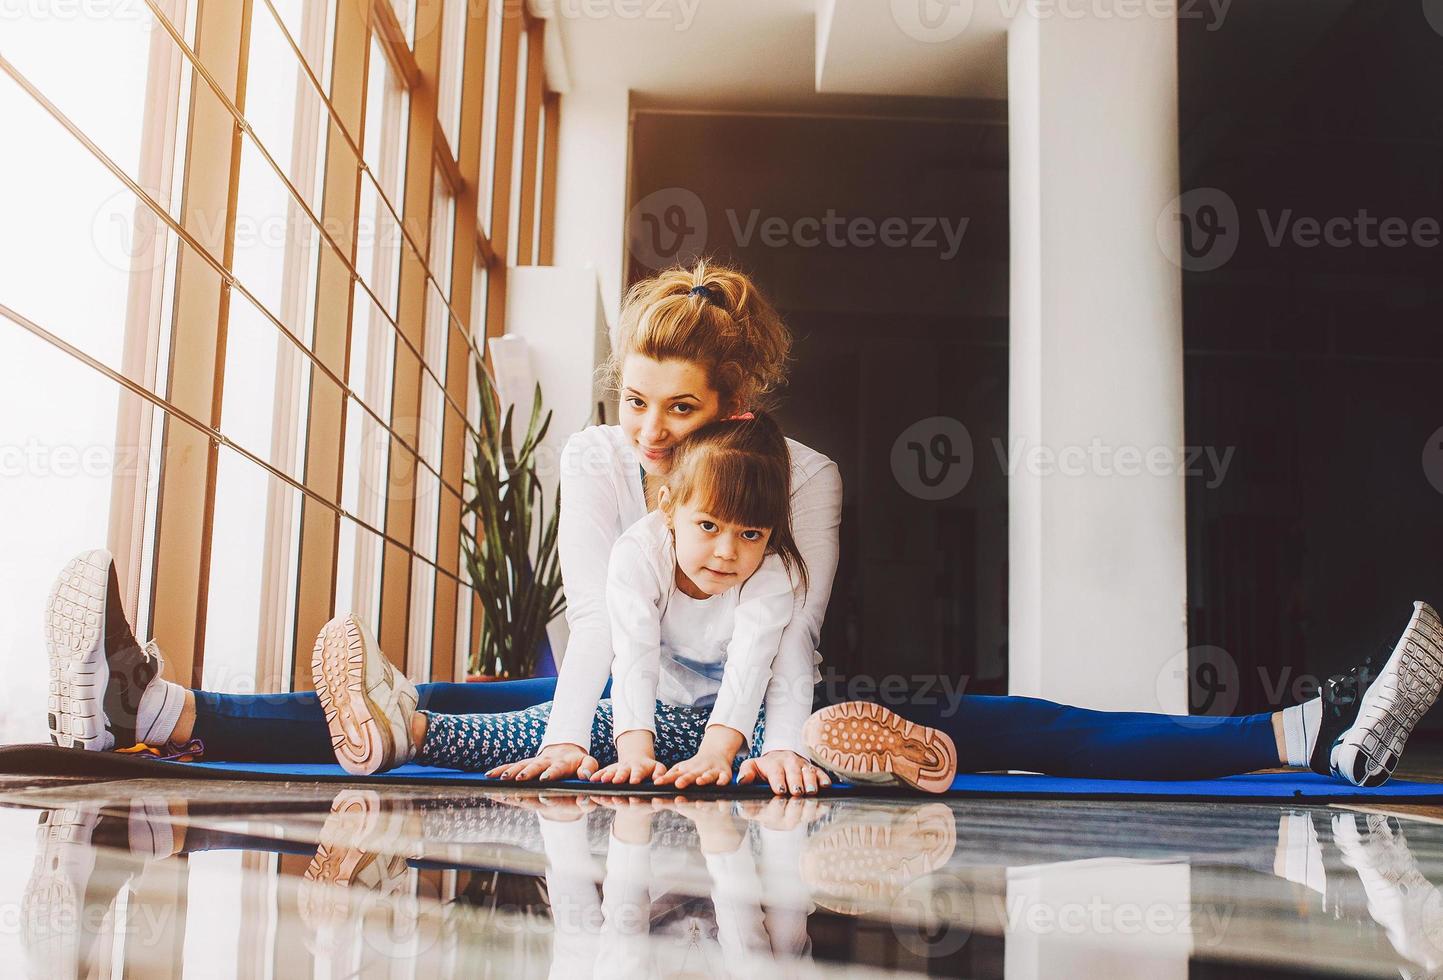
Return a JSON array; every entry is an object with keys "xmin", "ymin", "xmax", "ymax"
[{"xmin": 6, "ymin": 779, "xmax": 1443, "ymax": 978}]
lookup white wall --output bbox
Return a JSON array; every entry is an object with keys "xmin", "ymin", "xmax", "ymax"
[
  {"xmin": 550, "ymin": 84, "xmax": 631, "ymax": 328},
  {"xmin": 1007, "ymin": 5, "xmax": 1189, "ymax": 713},
  {"xmin": 503, "ymin": 265, "xmax": 611, "ymax": 663}
]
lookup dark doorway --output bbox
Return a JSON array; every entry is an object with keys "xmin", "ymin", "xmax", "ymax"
[
  {"xmin": 627, "ymin": 109, "xmax": 1010, "ymax": 690},
  {"xmin": 1179, "ymin": 1, "xmax": 1443, "ymax": 720}
]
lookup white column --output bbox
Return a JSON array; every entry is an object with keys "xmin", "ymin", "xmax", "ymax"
[
  {"xmin": 552, "ymin": 84, "xmax": 630, "ymax": 327},
  {"xmin": 1007, "ymin": 4, "xmax": 1188, "ymax": 713}
]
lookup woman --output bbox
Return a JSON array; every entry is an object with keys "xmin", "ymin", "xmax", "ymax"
[
  {"xmin": 44, "ymin": 261, "xmax": 840, "ymax": 796},
  {"xmin": 43, "ymin": 261, "xmax": 1443, "ymax": 794}
]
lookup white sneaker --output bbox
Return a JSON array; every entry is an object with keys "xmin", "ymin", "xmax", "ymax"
[
  {"xmin": 1332, "ymin": 812, "xmax": 1443, "ymax": 972},
  {"xmin": 45, "ymin": 549, "xmax": 175, "ymax": 751},
  {"xmin": 312, "ymin": 614, "xmax": 419, "ymax": 775},
  {"xmin": 1317, "ymin": 602, "xmax": 1443, "ymax": 787}
]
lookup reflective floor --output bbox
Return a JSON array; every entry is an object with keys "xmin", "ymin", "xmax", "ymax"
[{"xmin": 5, "ymin": 770, "xmax": 1443, "ymax": 978}]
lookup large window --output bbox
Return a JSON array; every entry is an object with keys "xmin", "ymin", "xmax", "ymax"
[{"xmin": 1, "ymin": 0, "xmax": 559, "ymax": 730}]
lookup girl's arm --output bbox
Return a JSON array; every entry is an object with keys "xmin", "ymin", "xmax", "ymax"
[
  {"xmin": 705, "ymin": 555, "xmax": 796, "ymax": 746},
  {"xmin": 758, "ymin": 459, "xmax": 843, "ymax": 756},
  {"xmin": 540, "ymin": 432, "xmax": 625, "ymax": 752},
  {"xmin": 606, "ymin": 536, "xmax": 667, "ymax": 741}
]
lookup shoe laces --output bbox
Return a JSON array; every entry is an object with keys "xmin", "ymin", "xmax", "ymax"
[
  {"xmin": 1324, "ymin": 656, "xmax": 1379, "ymax": 706},
  {"xmin": 140, "ymin": 638, "xmax": 166, "ymax": 672}
]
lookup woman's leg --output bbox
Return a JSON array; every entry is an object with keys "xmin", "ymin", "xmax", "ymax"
[
  {"xmin": 809, "ymin": 682, "xmax": 1278, "ymax": 782},
  {"xmin": 901, "ymin": 694, "xmax": 1280, "ymax": 780}
]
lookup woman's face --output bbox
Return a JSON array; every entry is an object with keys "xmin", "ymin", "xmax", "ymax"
[{"xmin": 619, "ymin": 354, "xmax": 724, "ymax": 476}]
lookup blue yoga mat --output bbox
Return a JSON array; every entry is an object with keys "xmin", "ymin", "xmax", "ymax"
[
  {"xmin": 155, "ymin": 759, "xmax": 1443, "ymax": 801},
  {"xmin": 6, "ymin": 747, "xmax": 1442, "ymax": 800}
]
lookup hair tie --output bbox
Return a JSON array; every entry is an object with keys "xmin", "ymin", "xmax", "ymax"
[
  {"xmin": 688, "ymin": 284, "xmax": 714, "ymax": 303},
  {"xmin": 725, "ymin": 412, "xmax": 755, "ymax": 421}
]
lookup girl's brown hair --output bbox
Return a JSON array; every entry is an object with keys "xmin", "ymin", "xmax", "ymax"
[
  {"xmin": 662, "ymin": 412, "xmax": 808, "ymax": 593},
  {"xmin": 608, "ymin": 259, "xmax": 792, "ymax": 414}
]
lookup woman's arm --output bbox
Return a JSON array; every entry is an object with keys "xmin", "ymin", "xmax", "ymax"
[
  {"xmin": 540, "ymin": 432, "xmax": 626, "ymax": 751},
  {"xmin": 606, "ymin": 536, "xmax": 666, "ymax": 739},
  {"xmin": 759, "ymin": 459, "xmax": 843, "ymax": 756}
]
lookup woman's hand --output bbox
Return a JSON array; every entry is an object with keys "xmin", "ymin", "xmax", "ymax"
[
  {"xmin": 486, "ymin": 742, "xmax": 599, "ymax": 782},
  {"xmin": 736, "ymin": 749, "xmax": 832, "ymax": 796}
]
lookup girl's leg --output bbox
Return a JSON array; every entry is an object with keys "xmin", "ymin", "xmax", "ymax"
[{"xmin": 415, "ymin": 699, "xmax": 765, "ymax": 773}]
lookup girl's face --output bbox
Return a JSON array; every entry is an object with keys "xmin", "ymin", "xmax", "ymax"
[
  {"xmin": 666, "ymin": 494, "xmax": 772, "ymax": 597},
  {"xmin": 619, "ymin": 354, "xmax": 724, "ymax": 476}
]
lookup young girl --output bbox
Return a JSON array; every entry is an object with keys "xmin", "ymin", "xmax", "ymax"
[
  {"xmin": 308, "ymin": 414, "xmax": 809, "ymax": 782},
  {"xmin": 599, "ymin": 413, "xmax": 808, "ymax": 789}
]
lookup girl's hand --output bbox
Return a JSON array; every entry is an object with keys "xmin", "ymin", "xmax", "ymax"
[
  {"xmin": 486, "ymin": 742, "xmax": 599, "ymax": 782},
  {"xmin": 736, "ymin": 749, "xmax": 832, "ymax": 797},
  {"xmin": 656, "ymin": 750, "xmax": 735, "ymax": 789},
  {"xmin": 590, "ymin": 756, "xmax": 666, "ymax": 784}
]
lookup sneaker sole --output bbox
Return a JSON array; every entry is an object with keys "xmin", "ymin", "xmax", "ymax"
[
  {"xmin": 312, "ymin": 616, "xmax": 394, "ymax": 776},
  {"xmin": 44, "ymin": 550, "xmax": 114, "ymax": 751},
  {"xmin": 1335, "ymin": 601, "xmax": 1443, "ymax": 787},
  {"xmin": 803, "ymin": 702, "xmax": 957, "ymax": 794},
  {"xmin": 801, "ymin": 802, "xmax": 957, "ymax": 914}
]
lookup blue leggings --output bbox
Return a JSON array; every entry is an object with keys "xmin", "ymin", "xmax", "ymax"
[{"xmin": 191, "ymin": 678, "xmax": 1279, "ymax": 779}]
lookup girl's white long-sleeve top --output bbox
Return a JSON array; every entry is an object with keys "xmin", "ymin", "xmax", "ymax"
[
  {"xmin": 607, "ymin": 510, "xmax": 795, "ymax": 745},
  {"xmin": 541, "ymin": 424, "xmax": 842, "ymax": 756}
]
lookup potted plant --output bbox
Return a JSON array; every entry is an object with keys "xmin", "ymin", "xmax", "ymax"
[{"xmin": 461, "ymin": 362, "xmax": 565, "ymax": 680}]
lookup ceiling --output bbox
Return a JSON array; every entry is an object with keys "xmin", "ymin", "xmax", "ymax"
[{"xmin": 538, "ymin": 0, "xmax": 1010, "ymax": 114}]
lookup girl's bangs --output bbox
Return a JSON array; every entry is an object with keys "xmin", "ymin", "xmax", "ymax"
[{"xmin": 683, "ymin": 451, "xmax": 788, "ymax": 531}]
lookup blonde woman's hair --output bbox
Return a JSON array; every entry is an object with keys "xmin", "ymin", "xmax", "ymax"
[
  {"xmin": 662, "ymin": 412, "xmax": 808, "ymax": 594},
  {"xmin": 607, "ymin": 259, "xmax": 792, "ymax": 413}
]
